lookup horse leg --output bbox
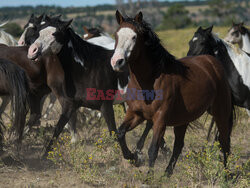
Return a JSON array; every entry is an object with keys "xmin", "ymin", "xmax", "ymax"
[
  {"xmin": 135, "ymin": 120, "xmax": 170, "ymax": 157},
  {"xmin": 100, "ymin": 102, "xmax": 117, "ymax": 134},
  {"xmin": 0, "ymin": 96, "xmax": 10, "ymax": 119},
  {"xmin": 25, "ymin": 94, "xmax": 44, "ymax": 134},
  {"xmin": 44, "ymin": 100, "xmax": 76, "ymax": 157},
  {"xmin": 136, "ymin": 120, "xmax": 153, "ymax": 152},
  {"xmin": 43, "ymin": 94, "xmax": 57, "ymax": 119},
  {"xmin": 121, "ymin": 102, "xmax": 127, "ymax": 113},
  {"xmin": 118, "ymin": 109, "xmax": 144, "ymax": 160},
  {"xmin": 165, "ymin": 124, "xmax": 188, "ymax": 177},
  {"xmin": 213, "ymin": 116, "xmax": 232, "ymax": 167},
  {"xmin": 207, "ymin": 118, "xmax": 215, "ymax": 141},
  {"xmin": 66, "ymin": 111, "xmax": 79, "ymax": 143},
  {"xmin": 147, "ymin": 121, "xmax": 167, "ymax": 178}
]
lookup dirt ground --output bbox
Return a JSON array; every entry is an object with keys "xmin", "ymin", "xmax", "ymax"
[{"xmin": 0, "ymin": 101, "xmax": 249, "ymax": 188}]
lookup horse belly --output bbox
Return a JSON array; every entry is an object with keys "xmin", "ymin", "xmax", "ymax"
[{"xmin": 166, "ymin": 81, "xmax": 216, "ymax": 125}]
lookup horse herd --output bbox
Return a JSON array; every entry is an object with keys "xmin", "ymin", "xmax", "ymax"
[{"xmin": 0, "ymin": 11, "xmax": 249, "ymax": 178}]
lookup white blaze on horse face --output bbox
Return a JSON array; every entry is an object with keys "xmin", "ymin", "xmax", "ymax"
[
  {"xmin": 18, "ymin": 23, "xmax": 34, "ymax": 46},
  {"xmin": 192, "ymin": 37, "xmax": 198, "ymax": 42},
  {"xmin": 32, "ymin": 26, "xmax": 62, "ymax": 56},
  {"xmin": 111, "ymin": 28, "xmax": 137, "ymax": 68}
]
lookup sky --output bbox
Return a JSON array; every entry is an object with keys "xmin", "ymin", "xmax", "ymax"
[{"xmin": 0, "ymin": 0, "xmax": 190, "ymax": 7}]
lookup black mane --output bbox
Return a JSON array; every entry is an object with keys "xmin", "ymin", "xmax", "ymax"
[
  {"xmin": 67, "ymin": 27, "xmax": 112, "ymax": 68},
  {"xmin": 123, "ymin": 17, "xmax": 187, "ymax": 75}
]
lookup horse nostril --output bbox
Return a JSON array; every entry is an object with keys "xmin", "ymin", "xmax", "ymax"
[
  {"xmin": 33, "ymin": 47, "xmax": 38, "ymax": 54},
  {"xmin": 117, "ymin": 59, "xmax": 124, "ymax": 66}
]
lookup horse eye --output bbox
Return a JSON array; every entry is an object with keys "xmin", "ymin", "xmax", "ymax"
[{"xmin": 132, "ymin": 36, "xmax": 136, "ymax": 40}]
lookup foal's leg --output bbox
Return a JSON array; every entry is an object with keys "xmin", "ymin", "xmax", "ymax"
[
  {"xmin": 165, "ymin": 124, "xmax": 188, "ymax": 177},
  {"xmin": 118, "ymin": 109, "xmax": 144, "ymax": 160}
]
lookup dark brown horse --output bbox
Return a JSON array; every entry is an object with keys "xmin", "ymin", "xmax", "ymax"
[
  {"xmin": 0, "ymin": 44, "xmax": 75, "ymax": 143},
  {"xmin": 0, "ymin": 58, "xmax": 29, "ymax": 150},
  {"xmin": 111, "ymin": 11, "xmax": 234, "ymax": 177}
]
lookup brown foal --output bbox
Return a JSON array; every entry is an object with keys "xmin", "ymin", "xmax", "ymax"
[{"xmin": 111, "ymin": 11, "xmax": 234, "ymax": 177}]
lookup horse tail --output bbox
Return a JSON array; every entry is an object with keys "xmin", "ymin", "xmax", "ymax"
[{"xmin": 0, "ymin": 58, "xmax": 29, "ymax": 142}]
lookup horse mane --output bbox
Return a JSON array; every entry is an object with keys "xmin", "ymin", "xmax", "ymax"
[
  {"xmin": 67, "ymin": 27, "xmax": 110, "ymax": 68},
  {"xmin": 123, "ymin": 17, "xmax": 187, "ymax": 75}
]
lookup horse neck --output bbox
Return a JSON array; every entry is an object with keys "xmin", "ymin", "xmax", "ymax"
[
  {"xmin": 66, "ymin": 28, "xmax": 96, "ymax": 67},
  {"xmin": 128, "ymin": 46, "xmax": 156, "ymax": 89},
  {"xmin": 241, "ymin": 33, "xmax": 250, "ymax": 53}
]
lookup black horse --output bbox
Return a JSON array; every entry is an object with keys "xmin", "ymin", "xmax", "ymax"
[{"xmin": 188, "ymin": 26, "xmax": 250, "ymax": 139}]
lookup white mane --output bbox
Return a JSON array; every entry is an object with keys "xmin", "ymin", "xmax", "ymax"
[
  {"xmin": 0, "ymin": 22, "xmax": 17, "ymax": 46},
  {"xmin": 212, "ymin": 32, "xmax": 250, "ymax": 89}
]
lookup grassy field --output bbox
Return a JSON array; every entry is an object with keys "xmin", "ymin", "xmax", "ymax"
[
  {"xmin": 0, "ymin": 27, "xmax": 249, "ymax": 188},
  {"xmin": 158, "ymin": 26, "xmax": 228, "ymax": 58}
]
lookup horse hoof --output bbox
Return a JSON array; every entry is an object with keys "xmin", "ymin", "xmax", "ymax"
[
  {"xmin": 133, "ymin": 150, "xmax": 144, "ymax": 167},
  {"xmin": 160, "ymin": 146, "xmax": 171, "ymax": 157},
  {"xmin": 164, "ymin": 169, "xmax": 173, "ymax": 178}
]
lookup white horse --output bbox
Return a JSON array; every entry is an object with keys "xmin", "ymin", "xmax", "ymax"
[
  {"xmin": 224, "ymin": 23, "xmax": 250, "ymax": 115},
  {"xmin": 0, "ymin": 22, "xmax": 17, "ymax": 46},
  {"xmin": 82, "ymin": 26, "xmax": 115, "ymax": 50},
  {"xmin": 225, "ymin": 22, "xmax": 250, "ymax": 53}
]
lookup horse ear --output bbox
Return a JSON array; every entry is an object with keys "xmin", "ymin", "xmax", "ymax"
[
  {"xmin": 197, "ymin": 26, "xmax": 202, "ymax": 32},
  {"xmin": 232, "ymin": 20, "xmax": 235, "ymax": 25},
  {"xmin": 134, "ymin": 11, "xmax": 143, "ymax": 23},
  {"xmin": 45, "ymin": 15, "xmax": 51, "ymax": 21},
  {"xmin": 205, "ymin": 25, "xmax": 213, "ymax": 33},
  {"xmin": 60, "ymin": 19, "xmax": 73, "ymax": 30},
  {"xmin": 83, "ymin": 26, "xmax": 89, "ymax": 34},
  {"xmin": 116, "ymin": 10, "xmax": 124, "ymax": 25},
  {"xmin": 37, "ymin": 14, "xmax": 44, "ymax": 22},
  {"xmin": 29, "ymin": 13, "xmax": 35, "ymax": 22},
  {"xmin": 54, "ymin": 14, "xmax": 62, "ymax": 19}
]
